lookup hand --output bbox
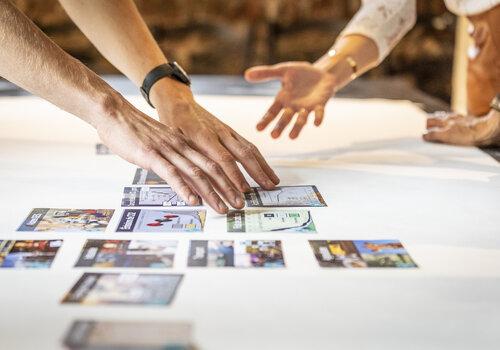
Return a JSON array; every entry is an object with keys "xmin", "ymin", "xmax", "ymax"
[
  {"xmin": 423, "ymin": 110, "xmax": 500, "ymax": 146},
  {"xmin": 96, "ymin": 94, "xmax": 248, "ymax": 214},
  {"xmin": 245, "ymin": 62, "xmax": 337, "ymax": 139},
  {"xmin": 152, "ymin": 79, "xmax": 280, "ymax": 194}
]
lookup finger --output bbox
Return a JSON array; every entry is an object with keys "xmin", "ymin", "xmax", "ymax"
[
  {"xmin": 271, "ymin": 108, "xmax": 295, "ymax": 139},
  {"xmin": 148, "ymin": 152, "xmax": 200, "ymax": 207},
  {"xmin": 229, "ymin": 132, "xmax": 280, "ymax": 185},
  {"xmin": 244, "ymin": 65, "xmax": 286, "ymax": 83},
  {"xmin": 222, "ymin": 135, "xmax": 277, "ymax": 190},
  {"xmin": 314, "ymin": 105, "xmax": 325, "ymax": 126},
  {"xmin": 289, "ymin": 109, "xmax": 310, "ymax": 139},
  {"xmin": 189, "ymin": 134, "xmax": 250, "ymax": 197},
  {"xmin": 426, "ymin": 117, "xmax": 447, "ymax": 129},
  {"xmin": 157, "ymin": 146, "xmax": 229, "ymax": 214},
  {"xmin": 181, "ymin": 143, "xmax": 245, "ymax": 209},
  {"xmin": 257, "ymin": 101, "xmax": 282, "ymax": 131}
]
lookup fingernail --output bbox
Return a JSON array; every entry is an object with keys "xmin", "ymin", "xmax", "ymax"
[
  {"xmin": 234, "ymin": 195, "xmax": 244, "ymax": 208},
  {"xmin": 189, "ymin": 194, "xmax": 200, "ymax": 206},
  {"xmin": 218, "ymin": 201, "xmax": 228, "ymax": 213}
]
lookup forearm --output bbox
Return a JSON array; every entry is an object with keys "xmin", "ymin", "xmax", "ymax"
[
  {"xmin": 58, "ymin": 0, "xmax": 191, "ymax": 108},
  {"xmin": 0, "ymin": 0, "xmax": 121, "ymax": 127}
]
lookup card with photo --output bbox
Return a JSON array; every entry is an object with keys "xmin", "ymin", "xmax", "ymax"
[
  {"xmin": 0, "ymin": 239, "xmax": 62, "ymax": 268},
  {"xmin": 227, "ymin": 209, "xmax": 316, "ymax": 233},
  {"xmin": 64, "ymin": 320, "xmax": 193, "ymax": 350},
  {"xmin": 309, "ymin": 239, "xmax": 417, "ymax": 268},
  {"xmin": 75, "ymin": 239, "xmax": 177, "ymax": 268},
  {"xmin": 62, "ymin": 273, "xmax": 183, "ymax": 306},
  {"xmin": 116, "ymin": 209, "xmax": 206, "ymax": 232},
  {"xmin": 188, "ymin": 240, "xmax": 285, "ymax": 268},
  {"xmin": 187, "ymin": 240, "xmax": 234, "ymax": 267},
  {"xmin": 121, "ymin": 187, "xmax": 196, "ymax": 207},
  {"xmin": 18, "ymin": 208, "xmax": 114, "ymax": 232},
  {"xmin": 244, "ymin": 185, "xmax": 326, "ymax": 207},
  {"xmin": 132, "ymin": 168, "xmax": 168, "ymax": 185}
]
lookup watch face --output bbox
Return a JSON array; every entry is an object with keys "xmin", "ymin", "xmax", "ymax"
[{"xmin": 172, "ymin": 62, "xmax": 191, "ymax": 85}]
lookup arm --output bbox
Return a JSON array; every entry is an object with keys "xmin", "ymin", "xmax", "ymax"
[
  {"xmin": 58, "ymin": 0, "xmax": 279, "ymax": 194},
  {"xmin": 245, "ymin": 0, "xmax": 416, "ymax": 139},
  {"xmin": 0, "ymin": 0, "xmax": 237, "ymax": 214}
]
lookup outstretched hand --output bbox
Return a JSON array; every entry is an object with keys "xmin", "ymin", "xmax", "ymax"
[
  {"xmin": 424, "ymin": 110, "xmax": 500, "ymax": 146},
  {"xmin": 245, "ymin": 62, "xmax": 337, "ymax": 139}
]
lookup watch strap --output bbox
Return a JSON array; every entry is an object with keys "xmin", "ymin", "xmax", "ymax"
[{"xmin": 140, "ymin": 62, "xmax": 190, "ymax": 108}]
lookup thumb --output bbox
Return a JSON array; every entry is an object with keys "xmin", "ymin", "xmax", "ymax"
[{"xmin": 245, "ymin": 65, "xmax": 285, "ymax": 83}]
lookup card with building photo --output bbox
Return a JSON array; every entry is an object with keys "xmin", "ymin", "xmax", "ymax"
[
  {"xmin": 227, "ymin": 209, "xmax": 316, "ymax": 233},
  {"xmin": 244, "ymin": 185, "xmax": 326, "ymax": 207},
  {"xmin": 18, "ymin": 208, "xmax": 114, "ymax": 232},
  {"xmin": 62, "ymin": 272, "xmax": 183, "ymax": 306},
  {"xmin": 116, "ymin": 209, "xmax": 206, "ymax": 232},
  {"xmin": 75, "ymin": 239, "xmax": 177, "ymax": 268}
]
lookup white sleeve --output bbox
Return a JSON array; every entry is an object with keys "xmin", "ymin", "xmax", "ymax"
[{"xmin": 338, "ymin": 0, "xmax": 417, "ymax": 63}]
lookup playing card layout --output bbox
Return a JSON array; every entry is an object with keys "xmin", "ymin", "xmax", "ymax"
[
  {"xmin": 121, "ymin": 187, "xmax": 196, "ymax": 207},
  {"xmin": 62, "ymin": 272, "xmax": 183, "ymax": 306},
  {"xmin": 188, "ymin": 240, "xmax": 285, "ymax": 268},
  {"xmin": 245, "ymin": 185, "xmax": 326, "ymax": 207},
  {"xmin": 0, "ymin": 240, "xmax": 62, "ymax": 268},
  {"xmin": 63, "ymin": 320, "xmax": 193, "ymax": 350},
  {"xmin": 132, "ymin": 168, "xmax": 168, "ymax": 185},
  {"xmin": 227, "ymin": 209, "xmax": 316, "ymax": 233},
  {"xmin": 18, "ymin": 208, "xmax": 114, "ymax": 232},
  {"xmin": 309, "ymin": 240, "xmax": 417, "ymax": 268},
  {"xmin": 116, "ymin": 209, "xmax": 206, "ymax": 232},
  {"xmin": 75, "ymin": 239, "xmax": 177, "ymax": 268}
]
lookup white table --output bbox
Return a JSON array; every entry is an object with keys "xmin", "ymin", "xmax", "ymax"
[{"xmin": 1, "ymin": 94, "xmax": 499, "ymax": 350}]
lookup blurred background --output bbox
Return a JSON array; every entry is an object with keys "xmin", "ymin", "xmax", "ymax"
[{"xmin": 7, "ymin": 0, "xmax": 457, "ymax": 108}]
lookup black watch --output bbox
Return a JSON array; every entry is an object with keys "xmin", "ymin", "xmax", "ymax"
[
  {"xmin": 490, "ymin": 93, "xmax": 500, "ymax": 113},
  {"xmin": 140, "ymin": 62, "xmax": 191, "ymax": 108}
]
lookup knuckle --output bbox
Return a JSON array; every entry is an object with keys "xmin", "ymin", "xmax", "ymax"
[
  {"xmin": 206, "ymin": 160, "xmax": 223, "ymax": 175},
  {"xmin": 189, "ymin": 166, "xmax": 205, "ymax": 179},
  {"xmin": 217, "ymin": 151, "xmax": 235, "ymax": 163},
  {"xmin": 239, "ymin": 144, "xmax": 255, "ymax": 157}
]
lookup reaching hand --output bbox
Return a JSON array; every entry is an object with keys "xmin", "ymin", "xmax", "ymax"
[
  {"xmin": 96, "ymin": 96, "xmax": 251, "ymax": 214},
  {"xmin": 245, "ymin": 62, "xmax": 337, "ymax": 139},
  {"xmin": 156, "ymin": 94, "xmax": 280, "ymax": 195},
  {"xmin": 423, "ymin": 110, "xmax": 500, "ymax": 146}
]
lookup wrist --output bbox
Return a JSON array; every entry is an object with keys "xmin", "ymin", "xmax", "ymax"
[
  {"xmin": 313, "ymin": 53, "xmax": 355, "ymax": 92},
  {"xmin": 149, "ymin": 77, "xmax": 194, "ymax": 110}
]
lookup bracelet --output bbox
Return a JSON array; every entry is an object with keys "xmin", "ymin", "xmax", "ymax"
[
  {"xmin": 327, "ymin": 49, "xmax": 358, "ymax": 80},
  {"xmin": 490, "ymin": 93, "xmax": 500, "ymax": 113}
]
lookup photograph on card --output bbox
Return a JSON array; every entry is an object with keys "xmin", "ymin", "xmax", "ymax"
[
  {"xmin": 244, "ymin": 185, "xmax": 326, "ymax": 207},
  {"xmin": 62, "ymin": 272, "xmax": 183, "ymax": 306},
  {"xmin": 309, "ymin": 239, "xmax": 417, "ymax": 268},
  {"xmin": 188, "ymin": 240, "xmax": 284, "ymax": 268},
  {"xmin": 63, "ymin": 320, "xmax": 193, "ymax": 350},
  {"xmin": 75, "ymin": 239, "xmax": 177, "ymax": 268},
  {"xmin": 18, "ymin": 208, "xmax": 114, "ymax": 232},
  {"xmin": 0, "ymin": 239, "xmax": 62, "ymax": 268},
  {"xmin": 116, "ymin": 209, "xmax": 205, "ymax": 232},
  {"xmin": 227, "ymin": 209, "xmax": 316, "ymax": 233}
]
